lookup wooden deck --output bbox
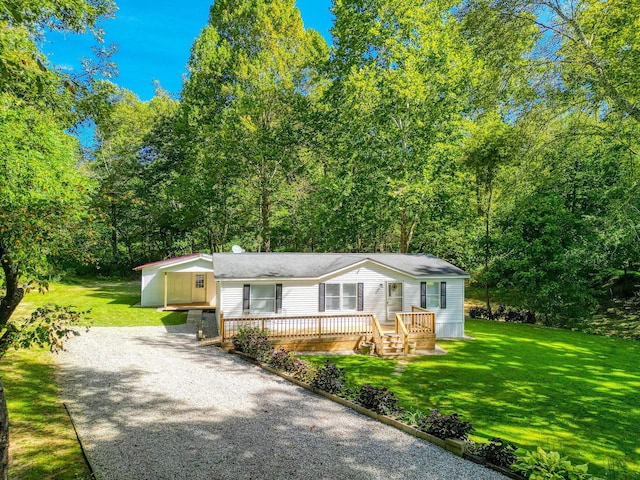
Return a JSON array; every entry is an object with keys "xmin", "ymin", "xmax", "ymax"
[
  {"xmin": 219, "ymin": 307, "xmax": 436, "ymax": 355},
  {"xmin": 162, "ymin": 303, "xmax": 215, "ymax": 311}
]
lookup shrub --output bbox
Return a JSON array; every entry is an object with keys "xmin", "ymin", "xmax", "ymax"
[
  {"xmin": 469, "ymin": 306, "xmax": 488, "ymax": 319},
  {"xmin": 232, "ymin": 325, "xmax": 273, "ymax": 361},
  {"xmin": 311, "ymin": 360, "xmax": 347, "ymax": 394},
  {"xmin": 470, "ymin": 305, "xmax": 538, "ymax": 324},
  {"xmin": 267, "ymin": 349, "xmax": 317, "ymax": 383},
  {"xmin": 479, "ymin": 437, "xmax": 518, "ymax": 468},
  {"xmin": 511, "ymin": 447, "xmax": 602, "ymax": 480},
  {"xmin": 356, "ymin": 384, "xmax": 402, "ymax": 415},
  {"xmin": 268, "ymin": 348, "xmax": 296, "ymax": 370},
  {"xmin": 288, "ymin": 359, "xmax": 317, "ymax": 383},
  {"xmin": 399, "ymin": 408, "xmax": 431, "ymax": 429},
  {"xmin": 424, "ymin": 409, "xmax": 473, "ymax": 440}
]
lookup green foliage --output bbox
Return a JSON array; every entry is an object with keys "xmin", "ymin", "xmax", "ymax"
[
  {"xmin": 398, "ymin": 408, "xmax": 432, "ymax": 429},
  {"xmin": 0, "ymin": 305, "xmax": 89, "ymax": 358},
  {"xmin": 310, "ymin": 360, "xmax": 347, "ymax": 394},
  {"xmin": 231, "ymin": 325, "xmax": 273, "ymax": 361},
  {"xmin": 512, "ymin": 447, "xmax": 602, "ymax": 480}
]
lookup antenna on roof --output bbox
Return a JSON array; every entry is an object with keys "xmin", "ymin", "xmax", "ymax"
[{"xmin": 231, "ymin": 245, "xmax": 245, "ymax": 254}]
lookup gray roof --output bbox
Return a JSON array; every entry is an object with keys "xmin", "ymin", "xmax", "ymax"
[{"xmin": 212, "ymin": 253, "xmax": 468, "ymax": 280}]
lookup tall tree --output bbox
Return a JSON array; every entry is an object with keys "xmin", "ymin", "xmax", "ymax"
[
  {"xmin": 462, "ymin": 114, "xmax": 519, "ymax": 312},
  {"xmin": 0, "ymin": 2, "xmax": 115, "ymax": 476},
  {"xmin": 181, "ymin": 0, "xmax": 328, "ymax": 252},
  {"xmin": 323, "ymin": 0, "xmax": 476, "ymax": 254}
]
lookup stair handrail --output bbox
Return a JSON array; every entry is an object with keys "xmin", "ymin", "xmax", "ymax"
[
  {"xmin": 395, "ymin": 313, "xmax": 410, "ymax": 354},
  {"xmin": 371, "ymin": 314, "xmax": 384, "ymax": 355}
]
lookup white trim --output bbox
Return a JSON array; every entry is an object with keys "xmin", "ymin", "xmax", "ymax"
[{"xmin": 146, "ymin": 254, "xmax": 214, "ymax": 272}]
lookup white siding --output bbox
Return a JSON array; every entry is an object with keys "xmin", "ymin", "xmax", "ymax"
[
  {"xmin": 139, "ymin": 259, "xmax": 215, "ymax": 307},
  {"xmin": 218, "ymin": 262, "xmax": 466, "ymax": 338},
  {"xmin": 140, "ymin": 265, "xmax": 164, "ymax": 307}
]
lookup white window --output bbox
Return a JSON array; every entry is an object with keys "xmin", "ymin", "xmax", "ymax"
[
  {"xmin": 326, "ymin": 283, "xmax": 357, "ymax": 311},
  {"xmin": 194, "ymin": 274, "xmax": 205, "ymax": 289},
  {"xmin": 426, "ymin": 281, "xmax": 440, "ymax": 308},
  {"xmin": 250, "ymin": 284, "xmax": 276, "ymax": 313},
  {"xmin": 342, "ymin": 283, "xmax": 357, "ymax": 310}
]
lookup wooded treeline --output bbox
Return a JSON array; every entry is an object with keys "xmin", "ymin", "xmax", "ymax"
[{"xmin": 3, "ymin": 0, "xmax": 640, "ymax": 324}]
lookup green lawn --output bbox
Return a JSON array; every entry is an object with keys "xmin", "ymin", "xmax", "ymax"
[
  {"xmin": 306, "ymin": 319, "xmax": 640, "ymax": 477},
  {"xmin": 2, "ymin": 348, "xmax": 92, "ymax": 479},
  {"xmin": 3, "ymin": 278, "xmax": 186, "ymax": 478},
  {"xmin": 14, "ymin": 278, "xmax": 186, "ymax": 327}
]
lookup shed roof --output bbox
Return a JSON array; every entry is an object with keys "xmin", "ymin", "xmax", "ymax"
[
  {"xmin": 211, "ymin": 253, "xmax": 468, "ymax": 280},
  {"xmin": 133, "ymin": 253, "xmax": 213, "ymax": 271}
]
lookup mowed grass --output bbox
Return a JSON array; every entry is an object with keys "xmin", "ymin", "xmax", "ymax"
[
  {"xmin": 3, "ymin": 278, "xmax": 186, "ymax": 478},
  {"xmin": 307, "ymin": 319, "xmax": 640, "ymax": 477},
  {"xmin": 2, "ymin": 348, "xmax": 92, "ymax": 479},
  {"xmin": 14, "ymin": 278, "xmax": 186, "ymax": 327}
]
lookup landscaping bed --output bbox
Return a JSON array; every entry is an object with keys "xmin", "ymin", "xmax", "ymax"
[{"xmin": 230, "ymin": 325, "xmax": 619, "ymax": 479}]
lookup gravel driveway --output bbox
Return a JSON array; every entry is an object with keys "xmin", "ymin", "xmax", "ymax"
[{"xmin": 56, "ymin": 325, "xmax": 506, "ymax": 480}]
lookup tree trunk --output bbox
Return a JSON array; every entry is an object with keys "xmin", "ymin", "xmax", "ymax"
[
  {"xmin": 0, "ymin": 380, "xmax": 7, "ymax": 480},
  {"xmin": 110, "ymin": 201, "xmax": 118, "ymax": 263},
  {"xmin": 0, "ymin": 243, "xmax": 16, "ymax": 480},
  {"xmin": 0, "ymin": 242, "xmax": 24, "ymax": 327},
  {"xmin": 484, "ymin": 185, "xmax": 493, "ymax": 313},
  {"xmin": 261, "ymin": 186, "xmax": 271, "ymax": 252}
]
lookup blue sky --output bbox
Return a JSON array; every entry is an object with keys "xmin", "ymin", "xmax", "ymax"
[{"xmin": 43, "ymin": 1, "xmax": 333, "ymax": 101}]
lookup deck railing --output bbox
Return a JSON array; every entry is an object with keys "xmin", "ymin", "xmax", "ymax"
[
  {"xmin": 398, "ymin": 306, "xmax": 436, "ymax": 334},
  {"xmin": 371, "ymin": 314, "xmax": 384, "ymax": 354},
  {"xmin": 394, "ymin": 313, "xmax": 410, "ymax": 354},
  {"xmin": 221, "ymin": 312, "xmax": 374, "ymax": 342}
]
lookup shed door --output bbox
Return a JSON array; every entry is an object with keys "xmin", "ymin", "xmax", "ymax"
[
  {"xmin": 386, "ymin": 282, "xmax": 403, "ymax": 322},
  {"xmin": 192, "ymin": 273, "xmax": 206, "ymax": 303}
]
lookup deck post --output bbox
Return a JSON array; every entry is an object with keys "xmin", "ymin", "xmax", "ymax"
[
  {"xmin": 220, "ymin": 311, "xmax": 225, "ymax": 341},
  {"xmin": 163, "ymin": 272, "xmax": 168, "ymax": 309},
  {"xmin": 318, "ymin": 316, "xmax": 322, "ymax": 338}
]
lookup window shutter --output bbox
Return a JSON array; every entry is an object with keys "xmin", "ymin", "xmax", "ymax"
[
  {"xmin": 357, "ymin": 283, "xmax": 364, "ymax": 311},
  {"xmin": 440, "ymin": 282, "xmax": 447, "ymax": 309},
  {"xmin": 275, "ymin": 284, "xmax": 282, "ymax": 313},
  {"xmin": 243, "ymin": 284, "xmax": 250, "ymax": 312},
  {"xmin": 318, "ymin": 283, "xmax": 325, "ymax": 312},
  {"xmin": 420, "ymin": 282, "xmax": 427, "ymax": 309}
]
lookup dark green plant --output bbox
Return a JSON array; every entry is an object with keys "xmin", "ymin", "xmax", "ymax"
[
  {"xmin": 267, "ymin": 349, "xmax": 317, "ymax": 382},
  {"xmin": 268, "ymin": 348, "xmax": 295, "ymax": 370},
  {"xmin": 424, "ymin": 409, "xmax": 473, "ymax": 440},
  {"xmin": 231, "ymin": 325, "xmax": 273, "ymax": 361},
  {"xmin": 310, "ymin": 360, "xmax": 346, "ymax": 394},
  {"xmin": 511, "ymin": 447, "xmax": 603, "ymax": 480},
  {"xmin": 480, "ymin": 437, "xmax": 518, "ymax": 468},
  {"xmin": 356, "ymin": 384, "xmax": 402, "ymax": 415}
]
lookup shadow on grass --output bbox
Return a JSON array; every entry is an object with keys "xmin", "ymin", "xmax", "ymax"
[
  {"xmin": 3, "ymin": 351, "xmax": 92, "ymax": 479},
  {"xmin": 315, "ymin": 320, "xmax": 640, "ymax": 477},
  {"xmin": 55, "ymin": 329, "xmax": 503, "ymax": 480}
]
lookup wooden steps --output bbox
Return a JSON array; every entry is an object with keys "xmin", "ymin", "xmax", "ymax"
[{"xmin": 379, "ymin": 333, "xmax": 406, "ymax": 357}]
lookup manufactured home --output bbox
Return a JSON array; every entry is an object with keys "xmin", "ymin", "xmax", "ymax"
[{"xmin": 135, "ymin": 252, "xmax": 469, "ymax": 354}]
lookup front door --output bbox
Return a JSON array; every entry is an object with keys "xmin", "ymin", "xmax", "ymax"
[
  {"xmin": 192, "ymin": 273, "xmax": 206, "ymax": 303},
  {"xmin": 386, "ymin": 282, "xmax": 403, "ymax": 322}
]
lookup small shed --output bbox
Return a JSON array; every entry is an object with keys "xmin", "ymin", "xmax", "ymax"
[{"xmin": 134, "ymin": 253, "xmax": 216, "ymax": 308}]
